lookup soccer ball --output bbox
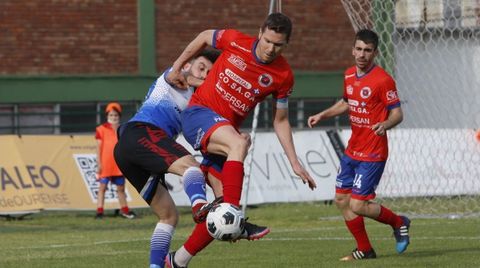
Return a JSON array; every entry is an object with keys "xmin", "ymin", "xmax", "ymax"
[{"xmin": 206, "ymin": 203, "xmax": 245, "ymax": 241}]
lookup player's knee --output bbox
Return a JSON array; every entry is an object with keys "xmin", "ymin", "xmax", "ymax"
[
  {"xmin": 154, "ymin": 207, "xmax": 179, "ymax": 226},
  {"xmin": 229, "ymin": 137, "xmax": 249, "ymax": 155},
  {"xmin": 98, "ymin": 184, "xmax": 107, "ymax": 193},
  {"xmin": 334, "ymin": 195, "xmax": 349, "ymax": 209},
  {"xmin": 349, "ymin": 200, "xmax": 366, "ymax": 215},
  {"xmin": 163, "ymin": 209, "xmax": 179, "ymax": 227}
]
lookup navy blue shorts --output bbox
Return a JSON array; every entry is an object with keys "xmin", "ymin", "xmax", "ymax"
[
  {"xmin": 335, "ymin": 155, "xmax": 386, "ymax": 200},
  {"xmin": 181, "ymin": 105, "xmax": 230, "ymax": 153},
  {"xmin": 98, "ymin": 176, "xmax": 125, "ymax": 185}
]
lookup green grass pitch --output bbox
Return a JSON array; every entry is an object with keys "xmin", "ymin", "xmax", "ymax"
[{"xmin": 1, "ymin": 202, "xmax": 479, "ymax": 267}]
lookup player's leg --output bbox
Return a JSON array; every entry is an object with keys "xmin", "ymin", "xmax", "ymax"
[
  {"xmin": 182, "ymin": 106, "xmax": 249, "ymax": 207},
  {"xmin": 149, "ymin": 180, "xmax": 178, "ymax": 268},
  {"xmin": 349, "ymin": 161, "xmax": 410, "ymax": 254},
  {"xmin": 114, "ymin": 156, "xmax": 175, "ymax": 267},
  {"xmin": 206, "ymin": 126, "xmax": 250, "ymax": 206},
  {"xmin": 168, "ymin": 158, "xmax": 224, "ymax": 267},
  {"xmin": 167, "ymin": 154, "xmax": 213, "ymax": 223},
  {"xmin": 335, "ymin": 156, "xmax": 375, "ymax": 261},
  {"xmin": 111, "ymin": 176, "xmax": 135, "ymax": 219},
  {"xmin": 200, "ymin": 151, "xmax": 269, "ymax": 240},
  {"xmin": 95, "ymin": 178, "xmax": 108, "ymax": 218},
  {"xmin": 114, "ymin": 122, "xmax": 182, "ymax": 267},
  {"xmin": 167, "ymin": 220, "xmax": 214, "ymax": 268}
]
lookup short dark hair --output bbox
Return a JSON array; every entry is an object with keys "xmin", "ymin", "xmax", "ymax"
[
  {"xmin": 355, "ymin": 29, "xmax": 379, "ymax": 50},
  {"xmin": 195, "ymin": 49, "xmax": 220, "ymax": 64},
  {"xmin": 261, "ymin": 12, "xmax": 292, "ymax": 43}
]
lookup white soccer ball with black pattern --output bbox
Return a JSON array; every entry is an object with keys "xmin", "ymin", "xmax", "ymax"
[{"xmin": 206, "ymin": 203, "xmax": 245, "ymax": 241}]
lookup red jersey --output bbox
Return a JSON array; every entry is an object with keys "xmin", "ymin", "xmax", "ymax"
[
  {"xmin": 189, "ymin": 29, "xmax": 294, "ymax": 128},
  {"xmin": 343, "ymin": 65, "xmax": 400, "ymax": 161},
  {"xmin": 95, "ymin": 123, "xmax": 122, "ymax": 177}
]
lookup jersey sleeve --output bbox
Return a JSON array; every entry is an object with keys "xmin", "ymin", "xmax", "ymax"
[
  {"xmin": 213, "ymin": 29, "xmax": 241, "ymax": 50},
  {"xmin": 272, "ymin": 70, "xmax": 294, "ymax": 101},
  {"xmin": 380, "ymin": 76, "xmax": 400, "ymax": 110}
]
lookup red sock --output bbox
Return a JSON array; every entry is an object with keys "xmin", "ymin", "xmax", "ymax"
[
  {"xmin": 345, "ymin": 216, "xmax": 372, "ymax": 252},
  {"xmin": 183, "ymin": 222, "xmax": 214, "ymax": 255},
  {"xmin": 221, "ymin": 161, "xmax": 244, "ymax": 206},
  {"xmin": 121, "ymin": 206, "xmax": 129, "ymax": 214},
  {"xmin": 97, "ymin": 207, "xmax": 104, "ymax": 214},
  {"xmin": 375, "ymin": 206, "xmax": 403, "ymax": 229},
  {"xmin": 192, "ymin": 203, "xmax": 205, "ymax": 214}
]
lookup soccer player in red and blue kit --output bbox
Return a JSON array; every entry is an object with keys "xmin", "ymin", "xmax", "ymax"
[
  {"xmin": 165, "ymin": 13, "xmax": 317, "ymax": 267},
  {"xmin": 308, "ymin": 29, "xmax": 410, "ymax": 261}
]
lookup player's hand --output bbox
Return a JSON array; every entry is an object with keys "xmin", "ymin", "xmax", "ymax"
[
  {"xmin": 186, "ymin": 75, "xmax": 205, "ymax": 88},
  {"xmin": 292, "ymin": 163, "xmax": 317, "ymax": 190},
  {"xmin": 307, "ymin": 113, "xmax": 323, "ymax": 128},
  {"xmin": 166, "ymin": 69, "xmax": 188, "ymax": 89},
  {"xmin": 372, "ymin": 122, "xmax": 386, "ymax": 136}
]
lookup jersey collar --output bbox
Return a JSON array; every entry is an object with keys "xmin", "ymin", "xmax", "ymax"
[
  {"xmin": 356, "ymin": 64, "xmax": 376, "ymax": 79},
  {"xmin": 252, "ymin": 39, "xmax": 269, "ymax": 65}
]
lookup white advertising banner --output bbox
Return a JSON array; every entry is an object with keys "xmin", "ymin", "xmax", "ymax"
[
  {"xmin": 166, "ymin": 130, "xmax": 340, "ymax": 206},
  {"xmin": 338, "ymin": 128, "xmax": 480, "ymax": 198}
]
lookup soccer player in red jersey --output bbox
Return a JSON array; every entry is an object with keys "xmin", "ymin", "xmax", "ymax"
[
  {"xmin": 308, "ymin": 29, "xmax": 410, "ymax": 261},
  {"xmin": 165, "ymin": 13, "xmax": 317, "ymax": 267}
]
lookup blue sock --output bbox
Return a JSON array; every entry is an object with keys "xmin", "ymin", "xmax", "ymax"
[
  {"xmin": 183, "ymin": 167, "xmax": 207, "ymax": 207},
  {"xmin": 150, "ymin": 223, "xmax": 174, "ymax": 268}
]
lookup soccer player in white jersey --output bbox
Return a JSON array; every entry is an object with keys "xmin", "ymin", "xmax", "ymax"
[{"xmin": 113, "ymin": 50, "xmax": 219, "ymax": 268}]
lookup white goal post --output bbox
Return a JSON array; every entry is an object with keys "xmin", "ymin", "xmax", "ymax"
[{"xmin": 241, "ymin": 0, "xmax": 283, "ymax": 215}]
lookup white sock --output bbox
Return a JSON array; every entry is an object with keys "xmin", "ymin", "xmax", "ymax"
[{"xmin": 174, "ymin": 246, "xmax": 194, "ymax": 267}]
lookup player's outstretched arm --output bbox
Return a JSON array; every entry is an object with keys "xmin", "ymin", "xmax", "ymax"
[
  {"xmin": 307, "ymin": 99, "xmax": 349, "ymax": 128},
  {"xmin": 372, "ymin": 106, "xmax": 403, "ymax": 136},
  {"xmin": 167, "ymin": 30, "xmax": 215, "ymax": 89},
  {"xmin": 272, "ymin": 104, "xmax": 317, "ymax": 190}
]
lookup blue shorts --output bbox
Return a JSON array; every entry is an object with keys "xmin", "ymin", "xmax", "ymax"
[
  {"xmin": 98, "ymin": 176, "xmax": 126, "ymax": 186},
  {"xmin": 181, "ymin": 105, "xmax": 230, "ymax": 153},
  {"xmin": 335, "ymin": 155, "xmax": 386, "ymax": 200},
  {"xmin": 200, "ymin": 153, "xmax": 227, "ymax": 181}
]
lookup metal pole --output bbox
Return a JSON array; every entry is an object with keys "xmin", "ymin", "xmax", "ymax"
[{"xmin": 242, "ymin": 0, "xmax": 281, "ymax": 216}]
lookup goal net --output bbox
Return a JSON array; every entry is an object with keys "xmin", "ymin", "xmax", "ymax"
[{"xmin": 341, "ymin": 0, "xmax": 480, "ymax": 216}]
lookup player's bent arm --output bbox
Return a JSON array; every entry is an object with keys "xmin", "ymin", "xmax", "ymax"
[
  {"xmin": 171, "ymin": 30, "xmax": 215, "ymax": 75},
  {"xmin": 372, "ymin": 106, "xmax": 403, "ymax": 136},
  {"xmin": 307, "ymin": 99, "xmax": 349, "ymax": 128},
  {"xmin": 383, "ymin": 106, "xmax": 403, "ymax": 130},
  {"xmin": 273, "ymin": 104, "xmax": 317, "ymax": 189}
]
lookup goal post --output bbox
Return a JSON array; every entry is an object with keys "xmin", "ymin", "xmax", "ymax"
[
  {"xmin": 341, "ymin": 0, "xmax": 480, "ymax": 216},
  {"xmin": 242, "ymin": 0, "xmax": 282, "ymax": 215}
]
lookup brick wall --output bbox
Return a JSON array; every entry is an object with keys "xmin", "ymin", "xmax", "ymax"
[
  {"xmin": 0, "ymin": 0, "xmax": 137, "ymax": 74},
  {"xmin": 0, "ymin": 0, "xmax": 355, "ymax": 75},
  {"xmin": 156, "ymin": 0, "xmax": 355, "ymax": 71}
]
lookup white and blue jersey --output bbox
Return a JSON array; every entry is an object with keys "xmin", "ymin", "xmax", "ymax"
[{"xmin": 129, "ymin": 69, "xmax": 193, "ymax": 138}]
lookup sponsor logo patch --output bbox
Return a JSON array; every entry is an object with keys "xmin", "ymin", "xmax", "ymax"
[
  {"xmin": 227, "ymin": 54, "xmax": 247, "ymax": 71},
  {"xmin": 360, "ymin": 87, "xmax": 371, "ymax": 99},
  {"xmin": 346, "ymin": 85, "xmax": 353, "ymax": 95},
  {"xmin": 386, "ymin": 90, "xmax": 398, "ymax": 101},
  {"xmin": 230, "ymin": 42, "xmax": 251, "ymax": 53},
  {"xmin": 348, "ymin": 99, "xmax": 359, "ymax": 106},
  {"xmin": 258, "ymin": 73, "xmax": 273, "ymax": 87}
]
